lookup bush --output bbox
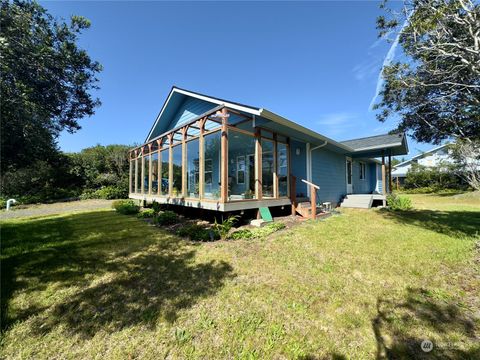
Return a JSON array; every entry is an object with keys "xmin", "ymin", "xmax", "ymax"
[
  {"xmin": 213, "ymin": 215, "xmax": 240, "ymax": 240},
  {"xmin": 404, "ymin": 163, "xmax": 466, "ymax": 191},
  {"xmin": 151, "ymin": 201, "xmax": 162, "ymax": 216},
  {"xmin": 154, "ymin": 210, "xmax": 178, "ymax": 226},
  {"xmin": 387, "ymin": 194, "xmax": 413, "ymax": 211},
  {"xmin": 177, "ymin": 224, "xmax": 219, "ymax": 241},
  {"xmin": 137, "ymin": 209, "xmax": 156, "ymax": 218},
  {"xmin": 229, "ymin": 222, "xmax": 286, "ymax": 240},
  {"xmin": 80, "ymin": 185, "xmax": 127, "ymax": 200},
  {"xmin": 112, "ymin": 199, "xmax": 140, "ymax": 215}
]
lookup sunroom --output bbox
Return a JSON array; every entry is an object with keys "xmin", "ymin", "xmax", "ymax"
[{"xmin": 128, "ymin": 105, "xmax": 292, "ymax": 212}]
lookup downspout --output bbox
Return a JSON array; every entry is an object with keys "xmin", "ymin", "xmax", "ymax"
[{"xmin": 307, "ymin": 140, "xmax": 328, "ymax": 197}]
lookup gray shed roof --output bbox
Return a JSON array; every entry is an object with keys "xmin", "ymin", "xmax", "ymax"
[{"xmin": 340, "ymin": 133, "xmax": 408, "ymax": 157}]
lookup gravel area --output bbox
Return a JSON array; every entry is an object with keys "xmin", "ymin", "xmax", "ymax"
[{"xmin": 0, "ymin": 199, "xmax": 115, "ymax": 220}]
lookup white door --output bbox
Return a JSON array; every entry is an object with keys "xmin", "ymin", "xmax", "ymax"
[{"xmin": 346, "ymin": 157, "xmax": 353, "ymax": 194}]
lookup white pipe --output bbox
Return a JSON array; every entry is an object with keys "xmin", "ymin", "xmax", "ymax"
[{"xmin": 6, "ymin": 199, "xmax": 17, "ymax": 211}]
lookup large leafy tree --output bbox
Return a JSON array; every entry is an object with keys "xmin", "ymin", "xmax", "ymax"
[
  {"xmin": 0, "ymin": 0, "xmax": 102, "ymax": 174},
  {"xmin": 375, "ymin": 0, "xmax": 480, "ymax": 144}
]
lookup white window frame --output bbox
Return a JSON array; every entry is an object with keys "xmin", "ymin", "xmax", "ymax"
[{"xmin": 359, "ymin": 162, "xmax": 366, "ymax": 180}]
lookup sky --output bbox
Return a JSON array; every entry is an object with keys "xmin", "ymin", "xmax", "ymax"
[{"xmin": 43, "ymin": 0, "xmax": 432, "ymax": 159}]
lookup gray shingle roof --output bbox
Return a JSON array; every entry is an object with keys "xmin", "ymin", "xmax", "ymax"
[{"xmin": 340, "ymin": 133, "xmax": 405, "ymax": 151}]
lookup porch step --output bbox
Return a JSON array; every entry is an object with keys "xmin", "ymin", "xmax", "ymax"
[{"xmin": 340, "ymin": 195, "xmax": 374, "ymax": 209}]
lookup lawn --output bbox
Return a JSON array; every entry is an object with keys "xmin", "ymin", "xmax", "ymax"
[{"xmin": 1, "ymin": 194, "xmax": 479, "ymax": 359}]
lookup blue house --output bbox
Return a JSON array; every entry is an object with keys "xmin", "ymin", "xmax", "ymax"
[{"xmin": 129, "ymin": 87, "xmax": 408, "ymax": 218}]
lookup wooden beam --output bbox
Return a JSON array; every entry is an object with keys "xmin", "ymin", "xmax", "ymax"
[
  {"xmin": 220, "ymin": 108, "xmax": 229, "ymax": 203},
  {"xmin": 168, "ymin": 133, "xmax": 173, "ymax": 197},
  {"xmin": 381, "ymin": 153, "xmax": 386, "ymax": 196},
  {"xmin": 157, "ymin": 139, "xmax": 161, "ymax": 195},
  {"xmin": 181, "ymin": 127, "xmax": 187, "ymax": 197},
  {"xmin": 129, "ymin": 156, "xmax": 132, "ymax": 194},
  {"xmin": 273, "ymin": 134, "xmax": 278, "ymax": 199},
  {"xmin": 311, "ymin": 185, "xmax": 316, "ymax": 220},
  {"xmin": 255, "ymin": 127, "xmax": 262, "ymax": 200},
  {"xmin": 291, "ymin": 174, "xmax": 296, "ymax": 216},
  {"xmin": 141, "ymin": 151, "xmax": 145, "ymax": 196},
  {"xmin": 148, "ymin": 143, "xmax": 152, "ymax": 195},
  {"xmin": 199, "ymin": 117, "xmax": 206, "ymax": 200},
  {"xmin": 388, "ymin": 153, "xmax": 393, "ymax": 194}
]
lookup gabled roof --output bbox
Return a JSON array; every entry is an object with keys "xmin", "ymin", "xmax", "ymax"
[
  {"xmin": 144, "ymin": 86, "xmax": 409, "ymax": 157},
  {"xmin": 393, "ymin": 143, "xmax": 452, "ymax": 169}
]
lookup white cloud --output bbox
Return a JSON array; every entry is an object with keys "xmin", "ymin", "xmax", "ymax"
[{"xmin": 316, "ymin": 112, "xmax": 360, "ymax": 137}]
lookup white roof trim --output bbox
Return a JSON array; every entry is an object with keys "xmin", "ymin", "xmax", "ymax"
[{"xmin": 393, "ymin": 143, "xmax": 452, "ymax": 169}]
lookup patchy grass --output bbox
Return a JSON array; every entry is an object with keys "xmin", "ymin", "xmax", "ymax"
[{"xmin": 1, "ymin": 195, "xmax": 479, "ymax": 359}]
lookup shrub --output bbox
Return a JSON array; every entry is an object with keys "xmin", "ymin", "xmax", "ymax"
[
  {"xmin": 112, "ymin": 199, "xmax": 140, "ymax": 215},
  {"xmin": 177, "ymin": 224, "xmax": 218, "ymax": 241},
  {"xmin": 404, "ymin": 163, "xmax": 466, "ymax": 191},
  {"xmin": 151, "ymin": 201, "xmax": 162, "ymax": 215},
  {"xmin": 80, "ymin": 185, "xmax": 127, "ymax": 200},
  {"xmin": 228, "ymin": 222, "xmax": 286, "ymax": 240},
  {"xmin": 154, "ymin": 210, "xmax": 178, "ymax": 226},
  {"xmin": 137, "ymin": 208, "xmax": 156, "ymax": 218},
  {"xmin": 213, "ymin": 215, "xmax": 240, "ymax": 240},
  {"xmin": 387, "ymin": 194, "xmax": 413, "ymax": 211}
]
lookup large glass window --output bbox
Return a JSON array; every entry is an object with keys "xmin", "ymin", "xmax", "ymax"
[
  {"xmin": 204, "ymin": 131, "xmax": 221, "ymax": 199},
  {"xmin": 262, "ymin": 139, "xmax": 274, "ymax": 198},
  {"xmin": 160, "ymin": 149, "xmax": 169, "ymax": 195},
  {"xmin": 277, "ymin": 143, "xmax": 288, "ymax": 197},
  {"xmin": 151, "ymin": 152, "xmax": 159, "ymax": 194},
  {"xmin": 186, "ymin": 138, "xmax": 199, "ymax": 198},
  {"xmin": 172, "ymin": 145, "xmax": 183, "ymax": 196},
  {"xmin": 228, "ymin": 130, "xmax": 256, "ymax": 200},
  {"xmin": 143, "ymin": 154, "xmax": 150, "ymax": 193},
  {"xmin": 136, "ymin": 157, "xmax": 142, "ymax": 193},
  {"xmin": 130, "ymin": 159, "xmax": 135, "ymax": 193}
]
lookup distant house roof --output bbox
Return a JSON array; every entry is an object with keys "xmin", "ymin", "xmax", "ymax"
[{"xmin": 393, "ymin": 143, "xmax": 452, "ymax": 169}]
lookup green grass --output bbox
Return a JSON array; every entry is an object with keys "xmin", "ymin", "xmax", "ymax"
[{"xmin": 1, "ymin": 195, "xmax": 479, "ymax": 359}]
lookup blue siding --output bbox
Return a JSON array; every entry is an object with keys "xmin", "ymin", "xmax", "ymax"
[
  {"xmin": 166, "ymin": 97, "xmax": 217, "ymax": 131},
  {"xmin": 352, "ymin": 160, "xmax": 377, "ymax": 194},
  {"xmin": 311, "ymin": 148, "xmax": 346, "ymax": 205},
  {"xmin": 290, "ymin": 140, "xmax": 307, "ymax": 197}
]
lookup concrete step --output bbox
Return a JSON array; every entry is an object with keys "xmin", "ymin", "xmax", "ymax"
[{"xmin": 340, "ymin": 195, "xmax": 373, "ymax": 209}]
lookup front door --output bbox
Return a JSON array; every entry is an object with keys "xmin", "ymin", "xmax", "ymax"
[{"xmin": 346, "ymin": 157, "xmax": 353, "ymax": 194}]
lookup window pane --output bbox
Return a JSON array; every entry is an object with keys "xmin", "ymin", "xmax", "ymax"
[
  {"xmin": 143, "ymin": 155, "xmax": 150, "ymax": 193},
  {"xmin": 277, "ymin": 143, "xmax": 288, "ymax": 197},
  {"xmin": 130, "ymin": 159, "xmax": 135, "ymax": 193},
  {"xmin": 160, "ymin": 150, "xmax": 169, "ymax": 195},
  {"xmin": 229, "ymin": 130, "xmax": 256, "ymax": 200},
  {"xmin": 151, "ymin": 152, "xmax": 159, "ymax": 193},
  {"xmin": 204, "ymin": 131, "xmax": 221, "ymax": 199},
  {"xmin": 172, "ymin": 145, "xmax": 182, "ymax": 196},
  {"xmin": 262, "ymin": 139, "xmax": 274, "ymax": 198},
  {"xmin": 186, "ymin": 138, "xmax": 199, "ymax": 198},
  {"xmin": 136, "ymin": 157, "xmax": 142, "ymax": 193}
]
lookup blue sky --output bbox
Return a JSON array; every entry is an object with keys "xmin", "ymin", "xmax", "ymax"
[{"xmin": 43, "ymin": 1, "xmax": 431, "ymax": 159}]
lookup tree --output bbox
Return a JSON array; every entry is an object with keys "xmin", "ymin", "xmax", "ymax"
[
  {"xmin": 451, "ymin": 140, "xmax": 480, "ymax": 190},
  {"xmin": 374, "ymin": 0, "xmax": 480, "ymax": 144},
  {"xmin": 0, "ymin": 0, "xmax": 102, "ymax": 174}
]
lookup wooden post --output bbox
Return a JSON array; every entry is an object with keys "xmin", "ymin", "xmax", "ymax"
[
  {"xmin": 255, "ymin": 127, "xmax": 262, "ymax": 200},
  {"xmin": 291, "ymin": 175, "xmax": 297, "ymax": 216},
  {"xmin": 220, "ymin": 108, "xmax": 229, "ymax": 203},
  {"xmin": 199, "ymin": 117, "xmax": 206, "ymax": 200},
  {"xmin": 273, "ymin": 133, "xmax": 278, "ymax": 198},
  {"xmin": 141, "ymin": 148, "xmax": 145, "ymax": 196},
  {"xmin": 181, "ymin": 127, "xmax": 187, "ymax": 198},
  {"xmin": 128, "ymin": 152, "xmax": 132, "ymax": 194},
  {"xmin": 311, "ymin": 185, "xmax": 316, "ymax": 220},
  {"xmin": 157, "ymin": 139, "xmax": 161, "ymax": 195},
  {"xmin": 388, "ymin": 153, "xmax": 393, "ymax": 194},
  {"xmin": 134, "ymin": 150, "xmax": 138, "ymax": 194},
  {"xmin": 168, "ymin": 133, "xmax": 173, "ymax": 197},
  {"xmin": 381, "ymin": 153, "xmax": 386, "ymax": 196},
  {"xmin": 148, "ymin": 143, "xmax": 152, "ymax": 195}
]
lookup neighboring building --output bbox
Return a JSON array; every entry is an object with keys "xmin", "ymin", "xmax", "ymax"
[
  {"xmin": 392, "ymin": 143, "xmax": 453, "ymax": 185},
  {"xmin": 129, "ymin": 87, "xmax": 408, "ymax": 217}
]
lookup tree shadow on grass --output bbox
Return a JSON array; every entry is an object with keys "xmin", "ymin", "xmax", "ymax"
[
  {"xmin": 372, "ymin": 288, "xmax": 480, "ymax": 359},
  {"xmin": 380, "ymin": 209, "xmax": 480, "ymax": 238},
  {"xmin": 1, "ymin": 211, "xmax": 235, "ymax": 337}
]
